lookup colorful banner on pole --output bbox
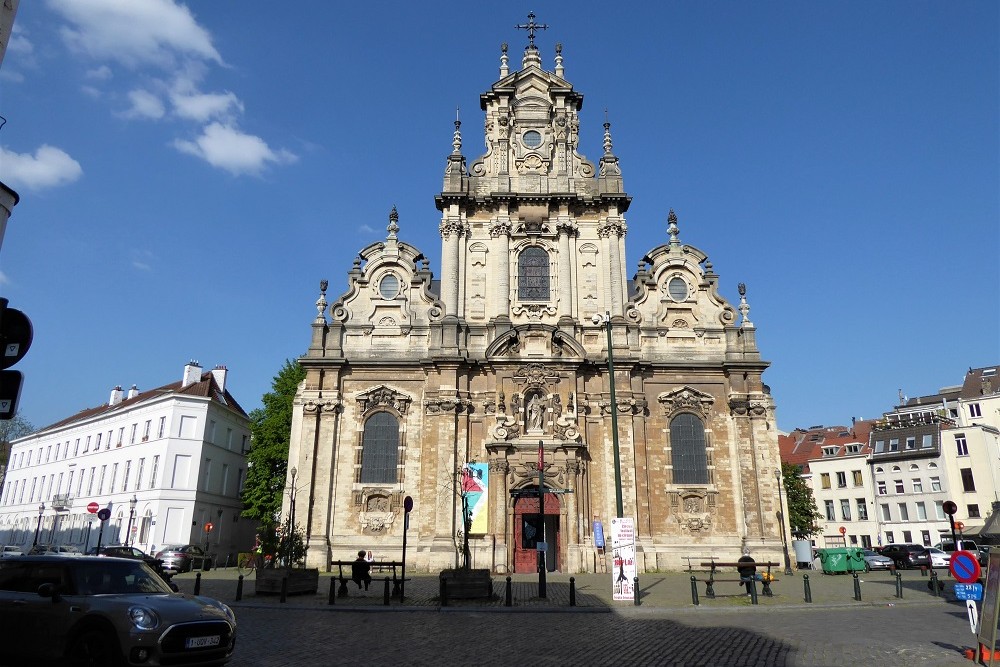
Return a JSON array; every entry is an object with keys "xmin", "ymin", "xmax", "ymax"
[
  {"xmin": 611, "ymin": 517, "xmax": 636, "ymax": 601},
  {"xmin": 462, "ymin": 463, "xmax": 489, "ymax": 534}
]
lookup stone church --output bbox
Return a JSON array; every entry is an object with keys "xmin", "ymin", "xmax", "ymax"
[{"xmin": 287, "ymin": 20, "xmax": 787, "ymax": 574}]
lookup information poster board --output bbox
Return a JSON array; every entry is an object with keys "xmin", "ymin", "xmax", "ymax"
[
  {"xmin": 977, "ymin": 551, "xmax": 1000, "ymax": 661},
  {"xmin": 610, "ymin": 517, "xmax": 636, "ymax": 601}
]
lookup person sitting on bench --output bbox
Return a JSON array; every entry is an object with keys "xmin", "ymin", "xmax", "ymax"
[
  {"xmin": 737, "ymin": 548, "xmax": 757, "ymax": 594},
  {"xmin": 352, "ymin": 550, "xmax": 372, "ymax": 591}
]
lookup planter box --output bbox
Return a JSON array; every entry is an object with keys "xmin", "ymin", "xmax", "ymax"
[
  {"xmin": 439, "ymin": 568, "xmax": 493, "ymax": 600},
  {"xmin": 254, "ymin": 568, "xmax": 319, "ymax": 595}
]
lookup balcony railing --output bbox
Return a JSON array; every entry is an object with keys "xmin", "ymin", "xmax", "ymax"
[{"xmin": 51, "ymin": 494, "xmax": 73, "ymax": 511}]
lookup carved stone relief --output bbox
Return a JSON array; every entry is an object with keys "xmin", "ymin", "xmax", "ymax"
[{"xmin": 658, "ymin": 386, "xmax": 715, "ymax": 418}]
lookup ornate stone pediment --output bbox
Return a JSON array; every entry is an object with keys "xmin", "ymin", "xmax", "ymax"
[
  {"xmin": 670, "ymin": 490, "xmax": 716, "ymax": 532},
  {"xmin": 356, "ymin": 385, "xmax": 412, "ymax": 415},
  {"xmin": 658, "ymin": 386, "xmax": 715, "ymax": 417},
  {"xmin": 357, "ymin": 490, "xmax": 397, "ymax": 535}
]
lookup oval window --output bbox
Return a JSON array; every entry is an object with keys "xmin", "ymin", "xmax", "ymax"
[
  {"xmin": 522, "ymin": 130, "xmax": 542, "ymax": 148},
  {"xmin": 667, "ymin": 277, "xmax": 687, "ymax": 302},
  {"xmin": 379, "ymin": 274, "xmax": 399, "ymax": 299}
]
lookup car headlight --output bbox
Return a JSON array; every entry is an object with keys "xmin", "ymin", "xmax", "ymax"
[{"xmin": 128, "ymin": 606, "xmax": 160, "ymax": 631}]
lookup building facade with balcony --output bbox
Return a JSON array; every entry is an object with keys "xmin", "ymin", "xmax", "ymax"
[{"xmin": 0, "ymin": 362, "xmax": 254, "ymax": 561}]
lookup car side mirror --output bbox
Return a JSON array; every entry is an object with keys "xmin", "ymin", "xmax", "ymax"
[{"xmin": 37, "ymin": 583, "xmax": 62, "ymax": 602}]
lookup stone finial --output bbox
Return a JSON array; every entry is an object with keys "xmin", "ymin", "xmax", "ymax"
[
  {"xmin": 315, "ymin": 280, "xmax": 328, "ymax": 322},
  {"xmin": 603, "ymin": 114, "xmax": 613, "ymax": 155},
  {"xmin": 500, "ymin": 42, "xmax": 509, "ymax": 76},
  {"xmin": 738, "ymin": 282, "xmax": 753, "ymax": 327},
  {"xmin": 667, "ymin": 209, "xmax": 680, "ymax": 246},
  {"xmin": 387, "ymin": 206, "xmax": 399, "ymax": 239},
  {"xmin": 555, "ymin": 42, "xmax": 564, "ymax": 77},
  {"xmin": 452, "ymin": 113, "xmax": 462, "ymax": 154}
]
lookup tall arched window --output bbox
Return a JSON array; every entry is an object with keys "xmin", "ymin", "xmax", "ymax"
[
  {"xmin": 518, "ymin": 247, "xmax": 550, "ymax": 301},
  {"xmin": 670, "ymin": 413, "xmax": 709, "ymax": 484},
  {"xmin": 360, "ymin": 412, "xmax": 400, "ymax": 483}
]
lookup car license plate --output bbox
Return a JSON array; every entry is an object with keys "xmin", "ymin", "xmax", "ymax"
[{"xmin": 185, "ymin": 636, "xmax": 221, "ymax": 649}]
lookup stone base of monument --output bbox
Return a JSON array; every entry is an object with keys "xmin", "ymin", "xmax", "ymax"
[{"xmin": 439, "ymin": 568, "xmax": 493, "ymax": 600}]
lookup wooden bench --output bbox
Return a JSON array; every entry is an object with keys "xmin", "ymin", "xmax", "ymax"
[
  {"xmin": 331, "ymin": 560, "xmax": 408, "ymax": 598},
  {"xmin": 699, "ymin": 561, "xmax": 779, "ymax": 599}
]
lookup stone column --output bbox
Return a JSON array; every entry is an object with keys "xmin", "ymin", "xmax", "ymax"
[
  {"xmin": 305, "ymin": 400, "xmax": 341, "ymax": 570},
  {"xmin": 490, "ymin": 217, "xmax": 512, "ymax": 318},
  {"xmin": 557, "ymin": 217, "xmax": 573, "ymax": 318},
  {"xmin": 439, "ymin": 214, "xmax": 463, "ymax": 316}
]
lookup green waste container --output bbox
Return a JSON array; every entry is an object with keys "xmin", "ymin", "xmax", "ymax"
[
  {"xmin": 844, "ymin": 546, "xmax": 867, "ymax": 572},
  {"xmin": 818, "ymin": 547, "xmax": 850, "ymax": 574}
]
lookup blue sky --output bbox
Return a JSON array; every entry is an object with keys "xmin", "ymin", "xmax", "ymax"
[{"xmin": 0, "ymin": 1, "xmax": 996, "ymax": 432}]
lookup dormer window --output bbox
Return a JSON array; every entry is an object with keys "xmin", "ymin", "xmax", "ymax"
[
  {"xmin": 379, "ymin": 274, "xmax": 399, "ymax": 299},
  {"xmin": 822, "ymin": 446, "xmax": 839, "ymax": 457},
  {"xmin": 522, "ymin": 130, "xmax": 542, "ymax": 148}
]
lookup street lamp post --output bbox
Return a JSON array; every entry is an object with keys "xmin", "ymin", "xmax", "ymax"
[
  {"xmin": 775, "ymin": 470, "xmax": 794, "ymax": 576},
  {"xmin": 32, "ymin": 503, "xmax": 45, "ymax": 548},
  {"xmin": 286, "ymin": 467, "xmax": 297, "ymax": 568},
  {"xmin": 125, "ymin": 495, "xmax": 137, "ymax": 547},
  {"xmin": 594, "ymin": 312, "xmax": 623, "ymax": 518}
]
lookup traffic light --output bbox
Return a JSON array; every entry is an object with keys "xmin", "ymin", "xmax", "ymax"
[{"xmin": 0, "ymin": 297, "xmax": 32, "ymax": 419}]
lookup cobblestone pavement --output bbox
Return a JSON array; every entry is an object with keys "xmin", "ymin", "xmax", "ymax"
[{"xmin": 167, "ymin": 567, "xmax": 991, "ymax": 665}]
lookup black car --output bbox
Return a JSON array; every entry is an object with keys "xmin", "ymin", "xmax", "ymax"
[
  {"xmin": 90, "ymin": 545, "xmax": 174, "ymax": 582},
  {"xmin": 880, "ymin": 543, "xmax": 932, "ymax": 569},
  {"xmin": 0, "ymin": 555, "xmax": 236, "ymax": 666}
]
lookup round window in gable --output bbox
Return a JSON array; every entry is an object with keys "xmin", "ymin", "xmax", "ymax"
[
  {"xmin": 522, "ymin": 130, "xmax": 542, "ymax": 148},
  {"xmin": 379, "ymin": 274, "xmax": 399, "ymax": 299},
  {"xmin": 667, "ymin": 276, "xmax": 688, "ymax": 302}
]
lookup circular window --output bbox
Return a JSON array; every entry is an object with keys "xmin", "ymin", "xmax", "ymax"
[
  {"xmin": 522, "ymin": 130, "xmax": 542, "ymax": 148},
  {"xmin": 667, "ymin": 277, "xmax": 688, "ymax": 302},
  {"xmin": 379, "ymin": 274, "xmax": 399, "ymax": 299}
]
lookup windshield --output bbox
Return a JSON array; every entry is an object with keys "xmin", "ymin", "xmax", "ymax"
[{"xmin": 72, "ymin": 560, "xmax": 173, "ymax": 595}]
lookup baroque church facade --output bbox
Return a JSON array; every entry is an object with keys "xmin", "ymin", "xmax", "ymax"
[{"xmin": 288, "ymin": 23, "xmax": 787, "ymax": 574}]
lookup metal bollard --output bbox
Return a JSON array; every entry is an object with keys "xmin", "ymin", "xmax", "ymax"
[
  {"xmin": 280, "ymin": 576, "xmax": 288, "ymax": 604},
  {"xmin": 929, "ymin": 569, "xmax": 941, "ymax": 597},
  {"xmin": 440, "ymin": 576, "xmax": 448, "ymax": 607},
  {"xmin": 505, "ymin": 576, "xmax": 512, "ymax": 607},
  {"xmin": 569, "ymin": 577, "xmax": 576, "ymax": 607},
  {"xmin": 383, "ymin": 577, "xmax": 390, "ymax": 606},
  {"xmin": 328, "ymin": 577, "xmax": 336, "ymax": 605},
  {"xmin": 853, "ymin": 572, "xmax": 862, "ymax": 601},
  {"xmin": 895, "ymin": 572, "xmax": 903, "ymax": 599},
  {"xmin": 235, "ymin": 575, "xmax": 244, "ymax": 602},
  {"xmin": 633, "ymin": 577, "xmax": 640, "ymax": 606},
  {"xmin": 748, "ymin": 578, "xmax": 758, "ymax": 605},
  {"xmin": 194, "ymin": 572, "xmax": 201, "ymax": 595},
  {"xmin": 690, "ymin": 576, "xmax": 699, "ymax": 606},
  {"xmin": 803, "ymin": 574, "xmax": 812, "ymax": 603}
]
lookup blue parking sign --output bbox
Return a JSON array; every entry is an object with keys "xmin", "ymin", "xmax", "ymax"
[{"xmin": 955, "ymin": 583, "xmax": 983, "ymax": 601}]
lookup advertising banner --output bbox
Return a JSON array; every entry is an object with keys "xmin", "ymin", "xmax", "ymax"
[
  {"xmin": 611, "ymin": 517, "xmax": 636, "ymax": 601},
  {"xmin": 462, "ymin": 463, "xmax": 489, "ymax": 534}
]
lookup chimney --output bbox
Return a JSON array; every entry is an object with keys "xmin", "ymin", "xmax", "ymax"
[
  {"xmin": 109, "ymin": 385, "xmax": 124, "ymax": 406},
  {"xmin": 182, "ymin": 361, "xmax": 202, "ymax": 388},
  {"xmin": 126, "ymin": 384, "xmax": 139, "ymax": 399},
  {"xmin": 210, "ymin": 365, "xmax": 228, "ymax": 392}
]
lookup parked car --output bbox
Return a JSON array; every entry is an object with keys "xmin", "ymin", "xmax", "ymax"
[
  {"xmin": 0, "ymin": 546, "xmax": 23, "ymax": 558},
  {"xmin": 880, "ymin": 543, "xmax": 931, "ymax": 569},
  {"xmin": 0, "ymin": 555, "xmax": 236, "ymax": 665},
  {"xmin": 924, "ymin": 547, "xmax": 950, "ymax": 568},
  {"xmin": 26, "ymin": 544, "xmax": 82, "ymax": 556},
  {"xmin": 154, "ymin": 545, "xmax": 213, "ymax": 573},
  {"xmin": 934, "ymin": 540, "xmax": 988, "ymax": 566},
  {"xmin": 89, "ymin": 545, "xmax": 174, "ymax": 582},
  {"xmin": 861, "ymin": 549, "xmax": 893, "ymax": 571}
]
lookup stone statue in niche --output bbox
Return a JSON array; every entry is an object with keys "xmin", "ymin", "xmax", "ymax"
[{"xmin": 527, "ymin": 393, "xmax": 544, "ymax": 431}]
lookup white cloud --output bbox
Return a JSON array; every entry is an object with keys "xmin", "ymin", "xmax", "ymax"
[
  {"xmin": 173, "ymin": 123, "xmax": 297, "ymax": 176},
  {"xmin": 0, "ymin": 271, "xmax": 8, "ymax": 286},
  {"xmin": 48, "ymin": 0, "xmax": 221, "ymax": 68},
  {"xmin": 170, "ymin": 90, "xmax": 243, "ymax": 123},
  {"xmin": 0, "ymin": 71, "xmax": 25, "ymax": 83},
  {"xmin": 358, "ymin": 225, "xmax": 376, "ymax": 234},
  {"xmin": 121, "ymin": 89, "xmax": 166, "ymax": 120},
  {"xmin": 0, "ymin": 145, "xmax": 83, "ymax": 191},
  {"xmin": 130, "ymin": 249, "xmax": 154, "ymax": 271},
  {"xmin": 8, "ymin": 31, "xmax": 34, "ymax": 57},
  {"xmin": 85, "ymin": 65, "xmax": 113, "ymax": 81}
]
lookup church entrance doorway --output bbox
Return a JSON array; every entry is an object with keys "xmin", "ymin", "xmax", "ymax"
[{"xmin": 512, "ymin": 489, "xmax": 561, "ymax": 574}]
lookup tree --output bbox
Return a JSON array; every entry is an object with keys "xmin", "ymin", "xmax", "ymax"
[
  {"xmin": 240, "ymin": 360, "xmax": 305, "ymax": 523},
  {"xmin": 782, "ymin": 462, "xmax": 823, "ymax": 539},
  {"xmin": 0, "ymin": 413, "xmax": 35, "ymax": 489}
]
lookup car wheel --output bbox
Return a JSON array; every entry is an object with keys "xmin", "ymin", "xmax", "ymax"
[
  {"xmin": 864, "ymin": 563, "xmax": 871, "ymax": 573},
  {"xmin": 67, "ymin": 627, "xmax": 121, "ymax": 667}
]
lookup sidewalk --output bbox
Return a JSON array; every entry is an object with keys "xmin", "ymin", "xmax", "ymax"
[{"xmin": 171, "ymin": 565, "xmax": 960, "ymax": 613}]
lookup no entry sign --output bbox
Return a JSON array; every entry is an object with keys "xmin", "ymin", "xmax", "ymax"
[
  {"xmin": 87, "ymin": 502, "xmax": 99, "ymax": 514},
  {"xmin": 950, "ymin": 550, "xmax": 982, "ymax": 583}
]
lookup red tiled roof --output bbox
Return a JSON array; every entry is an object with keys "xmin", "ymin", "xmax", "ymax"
[
  {"xmin": 779, "ymin": 420, "xmax": 876, "ymax": 473},
  {"xmin": 37, "ymin": 372, "xmax": 248, "ymax": 434}
]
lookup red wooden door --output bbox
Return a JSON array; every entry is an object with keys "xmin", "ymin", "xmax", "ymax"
[{"xmin": 513, "ymin": 491, "xmax": 561, "ymax": 573}]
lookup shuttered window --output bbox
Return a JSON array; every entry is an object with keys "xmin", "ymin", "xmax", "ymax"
[
  {"xmin": 360, "ymin": 412, "xmax": 400, "ymax": 484},
  {"xmin": 670, "ymin": 413, "xmax": 708, "ymax": 484}
]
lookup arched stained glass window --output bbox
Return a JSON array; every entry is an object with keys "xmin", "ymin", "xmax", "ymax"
[
  {"xmin": 518, "ymin": 247, "xmax": 550, "ymax": 301},
  {"xmin": 360, "ymin": 412, "xmax": 400, "ymax": 484},
  {"xmin": 670, "ymin": 413, "xmax": 708, "ymax": 484}
]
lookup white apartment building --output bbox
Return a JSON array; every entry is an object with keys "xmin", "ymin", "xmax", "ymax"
[
  {"xmin": 807, "ymin": 428, "xmax": 881, "ymax": 549},
  {"xmin": 0, "ymin": 362, "xmax": 255, "ymax": 562}
]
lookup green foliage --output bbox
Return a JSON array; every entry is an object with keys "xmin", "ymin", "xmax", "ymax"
[
  {"xmin": 782, "ymin": 462, "xmax": 823, "ymax": 538},
  {"xmin": 240, "ymin": 360, "xmax": 305, "ymax": 523}
]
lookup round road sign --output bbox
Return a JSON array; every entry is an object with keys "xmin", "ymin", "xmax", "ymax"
[
  {"xmin": 839, "ymin": 526, "xmax": 847, "ymax": 535},
  {"xmin": 97, "ymin": 508, "xmax": 111, "ymax": 521},
  {"xmin": 204, "ymin": 522, "xmax": 214, "ymax": 533},
  {"xmin": 87, "ymin": 502, "xmax": 99, "ymax": 514},
  {"xmin": 956, "ymin": 521, "xmax": 965, "ymax": 531},
  {"xmin": 404, "ymin": 496, "xmax": 413, "ymax": 513},
  {"xmin": 949, "ymin": 550, "xmax": 982, "ymax": 583},
  {"xmin": 943, "ymin": 500, "xmax": 958, "ymax": 516}
]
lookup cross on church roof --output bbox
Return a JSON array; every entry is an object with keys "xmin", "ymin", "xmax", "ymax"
[{"xmin": 515, "ymin": 12, "xmax": 548, "ymax": 48}]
